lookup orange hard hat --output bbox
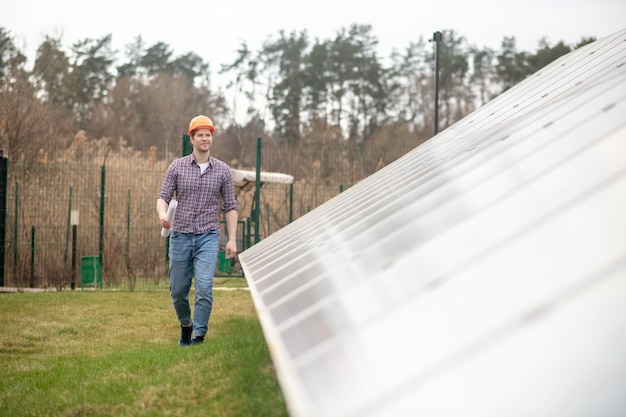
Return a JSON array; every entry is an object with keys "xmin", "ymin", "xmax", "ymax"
[{"xmin": 188, "ymin": 115, "xmax": 216, "ymax": 136}]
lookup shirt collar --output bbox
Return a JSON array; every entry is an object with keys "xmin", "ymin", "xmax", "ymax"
[{"xmin": 188, "ymin": 154, "xmax": 213, "ymax": 167}]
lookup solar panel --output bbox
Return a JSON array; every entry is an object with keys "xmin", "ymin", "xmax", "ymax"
[{"xmin": 240, "ymin": 29, "xmax": 626, "ymax": 417}]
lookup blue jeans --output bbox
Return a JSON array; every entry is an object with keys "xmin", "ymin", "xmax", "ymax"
[{"xmin": 168, "ymin": 229, "xmax": 219, "ymax": 338}]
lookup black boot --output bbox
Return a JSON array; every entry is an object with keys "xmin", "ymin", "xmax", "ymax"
[{"xmin": 179, "ymin": 324, "xmax": 193, "ymax": 346}]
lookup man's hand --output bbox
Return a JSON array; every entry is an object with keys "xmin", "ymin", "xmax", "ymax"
[{"xmin": 225, "ymin": 240, "xmax": 237, "ymax": 259}]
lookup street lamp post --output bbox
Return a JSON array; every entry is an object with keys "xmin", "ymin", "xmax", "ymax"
[{"xmin": 433, "ymin": 31, "xmax": 442, "ymax": 136}]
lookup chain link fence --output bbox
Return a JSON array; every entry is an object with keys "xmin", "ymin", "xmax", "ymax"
[{"xmin": 0, "ymin": 137, "xmax": 418, "ymax": 289}]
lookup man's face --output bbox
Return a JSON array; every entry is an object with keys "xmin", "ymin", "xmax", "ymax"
[{"xmin": 191, "ymin": 128, "xmax": 213, "ymax": 151}]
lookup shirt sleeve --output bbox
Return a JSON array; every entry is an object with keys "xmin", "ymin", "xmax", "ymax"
[
  {"xmin": 221, "ymin": 166, "xmax": 238, "ymax": 213},
  {"xmin": 157, "ymin": 162, "xmax": 177, "ymax": 203}
]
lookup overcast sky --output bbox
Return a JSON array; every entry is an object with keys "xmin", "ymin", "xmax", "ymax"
[{"xmin": 1, "ymin": 0, "xmax": 624, "ymax": 116}]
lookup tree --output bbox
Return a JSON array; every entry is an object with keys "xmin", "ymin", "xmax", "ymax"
[
  {"xmin": 220, "ymin": 41, "xmax": 264, "ymax": 120},
  {"xmin": 0, "ymin": 67, "xmax": 67, "ymax": 164},
  {"xmin": 527, "ymin": 38, "xmax": 571, "ymax": 73},
  {"xmin": 117, "ymin": 35, "xmax": 146, "ymax": 79},
  {"xmin": 352, "ymin": 32, "xmax": 388, "ymax": 141},
  {"xmin": 0, "ymin": 28, "xmax": 54, "ymax": 162},
  {"xmin": 140, "ymin": 41, "xmax": 173, "ymax": 76},
  {"xmin": 468, "ymin": 45, "xmax": 497, "ymax": 106},
  {"xmin": 302, "ymin": 39, "xmax": 331, "ymax": 123},
  {"xmin": 32, "ymin": 35, "xmax": 70, "ymax": 105},
  {"xmin": 325, "ymin": 24, "xmax": 386, "ymax": 142},
  {"xmin": 387, "ymin": 38, "xmax": 434, "ymax": 136},
  {"xmin": 327, "ymin": 26, "xmax": 360, "ymax": 130},
  {"xmin": 574, "ymin": 37, "xmax": 596, "ymax": 49},
  {"xmin": 170, "ymin": 52, "xmax": 210, "ymax": 84},
  {"xmin": 0, "ymin": 27, "xmax": 26, "ymax": 83},
  {"xmin": 264, "ymin": 30, "xmax": 309, "ymax": 146},
  {"xmin": 66, "ymin": 34, "xmax": 117, "ymax": 122},
  {"xmin": 496, "ymin": 36, "xmax": 530, "ymax": 91},
  {"xmin": 128, "ymin": 71, "xmax": 227, "ymax": 155}
]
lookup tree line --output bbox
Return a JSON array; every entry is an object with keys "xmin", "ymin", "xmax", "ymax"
[{"xmin": 0, "ymin": 25, "xmax": 594, "ymax": 168}]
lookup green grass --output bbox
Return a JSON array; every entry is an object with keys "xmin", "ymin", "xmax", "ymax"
[{"xmin": 0, "ymin": 288, "xmax": 287, "ymax": 417}]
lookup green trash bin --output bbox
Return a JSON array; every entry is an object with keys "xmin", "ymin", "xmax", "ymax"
[
  {"xmin": 217, "ymin": 251, "xmax": 231, "ymax": 274},
  {"xmin": 81, "ymin": 256, "xmax": 102, "ymax": 289}
]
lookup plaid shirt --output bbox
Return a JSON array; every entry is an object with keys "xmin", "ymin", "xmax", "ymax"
[{"xmin": 158, "ymin": 154, "xmax": 237, "ymax": 234}]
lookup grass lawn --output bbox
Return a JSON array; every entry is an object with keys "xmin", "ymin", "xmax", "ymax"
[{"xmin": 0, "ymin": 283, "xmax": 287, "ymax": 417}]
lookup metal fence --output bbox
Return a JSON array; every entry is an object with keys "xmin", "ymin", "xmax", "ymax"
[{"xmin": 0, "ymin": 137, "xmax": 416, "ymax": 289}]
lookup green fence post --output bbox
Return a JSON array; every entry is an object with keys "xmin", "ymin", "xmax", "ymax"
[
  {"xmin": 182, "ymin": 134, "xmax": 192, "ymax": 156},
  {"xmin": 71, "ymin": 220, "xmax": 77, "ymax": 291},
  {"xmin": 64, "ymin": 186, "xmax": 73, "ymax": 263},
  {"xmin": 254, "ymin": 137, "xmax": 262, "ymax": 244},
  {"xmin": 289, "ymin": 183, "xmax": 293, "ymax": 223},
  {"xmin": 126, "ymin": 189, "xmax": 131, "ymax": 255},
  {"xmin": 13, "ymin": 183, "xmax": 17, "ymax": 280},
  {"xmin": 30, "ymin": 225, "xmax": 35, "ymax": 288},
  {"xmin": 265, "ymin": 203, "xmax": 270, "ymax": 236},
  {"xmin": 99, "ymin": 165, "xmax": 105, "ymax": 274},
  {"xmin": 246, "ymin": 217, "xmax": 251, "ymax": 250},
  {"xmin": 0, "ymin": 150, "xmax": 7, "ymax": 286}
]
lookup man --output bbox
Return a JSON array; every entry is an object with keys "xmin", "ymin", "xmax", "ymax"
[{"xmin": 157, "ymin": 115, "xmax": 238, "ymax": 346}]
